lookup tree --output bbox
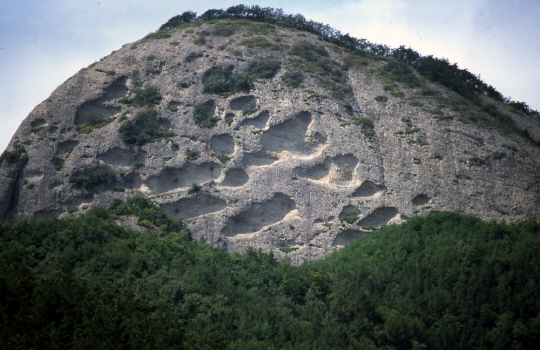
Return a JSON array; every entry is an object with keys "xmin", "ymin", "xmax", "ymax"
[{"xmin": 159, "ymin": 11, "xmax": 196, "ymax": 31}]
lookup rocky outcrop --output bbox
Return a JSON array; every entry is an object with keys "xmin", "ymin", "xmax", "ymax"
[{"xmin": 2, "ymin": 20, "xmax": 540, "ymax": 261}]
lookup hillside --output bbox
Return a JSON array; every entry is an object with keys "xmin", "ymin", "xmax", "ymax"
[
  {"xmin": 1, "ymin": 6, "xmax": 540, "ymax": 260},
  {"xmin": 2, "ymin": 202, "xmax": 540, "ymax": 349}
]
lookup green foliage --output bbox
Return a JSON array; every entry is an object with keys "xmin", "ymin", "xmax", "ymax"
[
  {"xmin": 187, "ymin": 183, "xmax": 201, "ymax": 194},
  {"xmin": 1, "ymin": 210, "xmax": 540, "ymax": 349},
  {"xmin": 342, "ymin": 52, "xmax": 370, "ymax": 70},
  {"xmin": 143, "ymin": 30, "xmax": 172, "ymax": 41},
  {"xmin": 353, "ymin": 117, "xmax": 375, "ymax": 138},
  {"xmin": 0, "ymin": 263, "xmax": 183, "ymax": 349},
  {"xmin": 212, "ymin": 20, "xmax": 242, "ymax": 36},
  {"xmin": 0, "ymin": 141, "xmax": 26, "ymax": 166},
  {"xmin": 120, "ymin": 109, "xmax": 174, "ymax": 146},
  {"xmin": 185, "ymin": 148, "xmax": 200, "ymax": 161},
  {"xmin": 340, "ymin": 215, "xmax": 358, "ymax": 224},
  {"xmin": 76, "ymin": 112, "xmax": 115, "ymax": 134},
  {"xmin": 193, "ymin": 103, "xmax": 218, "ymax": 128},
  {"xmin": 108, "ymin": 197, "xmax": 186, "ymax": 232},
  {"xmin": 159, "ymin": 11, "xmax": 197, "ymax": 30},
  {"xmin": 131, "ymin": 161, "xmax": 144, "ymax": 170},
  {"xmin": 210, "ymin": 152, "xmax": 231, "ymax": 163},
  {"xmin": 290, "ymin": 39, "xmax": 351, "ymax": 98},
  {"xmin": 105, "ymin": 70, "xmax": 116, "ymax": 76},
  {"xmin": 241, "ymin": 99, "xmax": 257, "ymax": 116},
  {"xmin": 290, "ymin": 39, "xmax": 329, "ymax": 61},
  {"xmin": 69, "ymin": 165, "xmax": 116, "ymax": 190},
  {"xmin": 202, "ymin": 65, "xmax": 251, "ymax": 95},
  {"xmin": 246, "ymin": 59, "xmax": 281, "ymax": 80},
  {"xmin": 375, "ymin": 95, "xmax": 388, "ymax": 102},
  {"xmin": 239, "ymin": 36, "xmax": 280, "ymax": 50},
  {"xmin": 378, "ymin": 60, "xmax": 421, "ymax": 88},
  {"xmin": 409, "ymin": 100, "xmax": 424, "ymax": 107},
  {"xmin": 281, "ymin": 71, "xmax": 304, "ymax": 88},
  {"xmin": 118, "ymin": 85, "xmax": 162, "ymax": 108}
]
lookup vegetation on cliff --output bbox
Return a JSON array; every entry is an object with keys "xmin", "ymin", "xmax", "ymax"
[
  {"xmin": 1, "ymin": 200, "xmax": 539, "ymax": 349},
  {"xmin": 156, "ymin": 5, "xmax": 539, "ymax": 120}
]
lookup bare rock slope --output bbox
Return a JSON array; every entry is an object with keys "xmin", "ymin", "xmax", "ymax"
[{"xmin": 2, "ymin": 20, "xmax": 540, "ymax": 261}]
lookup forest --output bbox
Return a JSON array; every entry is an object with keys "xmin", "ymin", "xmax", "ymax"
[{"xmin": 1, "ymin": 197, "xmax": 540, "ymax": 349}]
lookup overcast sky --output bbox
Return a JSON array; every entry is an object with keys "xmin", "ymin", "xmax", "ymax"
[{"xmin": 1, "ymin": 0, "xmax": 539, "ymax": 153}]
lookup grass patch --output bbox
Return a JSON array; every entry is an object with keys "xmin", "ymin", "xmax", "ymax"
[
  {"xmin": 281, "ymin": 71, "xmax": 304, "ymax": 88},
  {"xmin": 212, "ymin": 20, "xmax": 242, "ymax": 36},
  {"xmin": 119, "ymin": 85, "xmax": 162, "ymax": 108},
  {"xmin": 242, "ymin": 99, "xmax": 258, "ymax": 116},
  {"xmin": 378, "ymin": 59, "xmax": 421, "ymax": 88},
  {"xmin": 185, "ymin": 149, "xmax": 200, "ymax": 161},
  {"xmin": 193, "ymin": 102, "xmax": 218, "ymax": 128},
  {"xmin": 0, "ymin": 141, "xmax": 26, "ymax": 166},
  {"xmin": 211, "ymin": 152, "xmax": 231, "ymax": 164},
  {"xmin": 240, "ymin": 36, "xmax": 280, "ymax": 50},
  {"xmin": 76, "ymin": 112, "xmax": 116, "ymax": 134},
  {"xmin": 120, "ymin": 109, "xmax": 173, "ymax": 146},
  {"xmin": 375, "ymin": 95, "xmax": 388, "ymax": 102},
  {"xmin": 353, "ymin": 117, "xmax": 375, "ymax": 138},
  {"xmin": 246, "ymin": 59, "xmax": 281, "ymax": 80},
  {"xmin": 203, "ymin": 65, "xmax": 251, "ymax": 95},
  {"xmin": 188, "ymin": 183, "xmax": 201, "ymax": 194}
]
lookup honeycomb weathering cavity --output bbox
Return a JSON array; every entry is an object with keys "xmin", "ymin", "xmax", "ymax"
[
  {"xmin": 161, "ymin": 194, "xmax": 227, "ymax": 219},
  {"xmin": 260, "ymin": 111, "xmax": 326, "ymax": 157},
  {"xmin": 145, "ymin": 162, "xmax": 222, "ymax": 193},
  {"xmin": 222, "ymin": 193, "xmax": 296, "ymax": 236}
]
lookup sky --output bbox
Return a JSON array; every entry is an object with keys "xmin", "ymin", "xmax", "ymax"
[{"xmin": 1, "ymin": 0, "xmax": 539, "ymax": 153}]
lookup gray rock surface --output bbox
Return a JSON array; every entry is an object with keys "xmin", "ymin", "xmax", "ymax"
[{"xmin": 2, "ymin": 21, "xmax": 540, "ymax": 262}]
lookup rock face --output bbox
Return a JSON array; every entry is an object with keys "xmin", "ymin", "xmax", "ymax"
[{"xmin": 2, "ymin": 20, "xmax": 540, "ymax": 262}]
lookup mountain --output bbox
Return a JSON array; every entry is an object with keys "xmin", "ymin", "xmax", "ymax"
[{"xmin": 1, "ymin": 7, "xmax": 540, "ymax": 261}]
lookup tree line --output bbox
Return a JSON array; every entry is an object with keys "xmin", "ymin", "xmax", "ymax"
[
  {"xmin": 1, "ymin": 198, "xmax": 540, "ymax": 349},
  {"xmin": 158, "ymin": 4, "xmax": 539, "ymax": 119}
]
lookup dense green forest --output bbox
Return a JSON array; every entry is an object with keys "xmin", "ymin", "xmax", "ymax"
[{"xmin": 1, "ymin": 198, "xmax": 540, "ymax": 349}]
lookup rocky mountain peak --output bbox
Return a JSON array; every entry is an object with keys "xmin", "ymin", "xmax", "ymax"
[{"xmin": 2, "ymin": 13, "xmax": 540, "ymax": 261}]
